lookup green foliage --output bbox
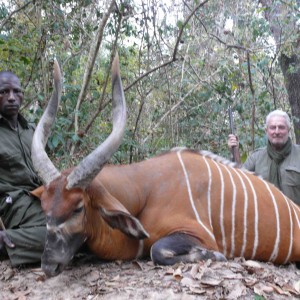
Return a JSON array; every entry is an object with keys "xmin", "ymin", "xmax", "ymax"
[
  {"xmin": 0, "ymin": 3, "xmax": 8, "ymax": 19},
  {"xmin": 177, "ymin": 20, "xmax": 183, "ymax": 29},
  {"xmin": 0, "ymin": 0, "xmax": 298, "ymax": 167},
  {"xmin": 0, "ymin": 35, "xmax": 34, "ymax": 76},
  {"xmin": 251, "ymin": 17, "xmax": 270, "ymax": 41}
]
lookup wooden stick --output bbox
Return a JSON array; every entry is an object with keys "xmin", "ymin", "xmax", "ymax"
[
  {"xmin": 0, "ymin": 216, "xmax": 15, "ymax": 248},
  {"xmin": 0, "ymin": 217, "xmax": 6, "ymax": 231}
]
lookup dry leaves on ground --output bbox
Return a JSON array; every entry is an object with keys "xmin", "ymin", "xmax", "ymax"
[{"xmin": 1, "ymin": 256, "xmax": 300, "ymax": 299}]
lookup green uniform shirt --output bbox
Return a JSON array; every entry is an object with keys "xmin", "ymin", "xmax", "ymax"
[
  {"xmin": 0, "ymin": 114, "xmax": 46, "ymax": 266},
  {"xmin": 243, "ymin": 144, "xmax": 300, "ymax": 205},
  {"xmin": 0, "ymin": 114, "xmax": 41, "ymax": 198}
]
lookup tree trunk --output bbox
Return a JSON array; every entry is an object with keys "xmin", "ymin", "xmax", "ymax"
[
  {"xmin": 280, "ymin": 53, "xmax": 300, "ymax": 143},
  {"xmin": 259, "ymin": 0, "xmax": 300, "ymax": 142}
]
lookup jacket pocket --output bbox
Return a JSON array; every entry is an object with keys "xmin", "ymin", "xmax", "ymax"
[
  {"xmin": 0, "ymin": 152, "xmax": 30, "ymax": 187},
  {"xmin": 283, "ymin": 166, "xmax": 300, "ymax": 186},
  {"xmin": 0, "ymin": 152, "xmax": 22, "ymax": 172}
]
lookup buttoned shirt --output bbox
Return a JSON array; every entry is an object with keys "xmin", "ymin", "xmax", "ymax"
[{"xmin": 0, "ymin": 114, "xmax": 41, "ymax": 201}]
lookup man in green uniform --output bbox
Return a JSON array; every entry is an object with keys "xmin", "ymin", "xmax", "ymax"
[
  {"xmin": 228, "ymin": 110, "xmax": 300, "ymax": 205},
  {"xmin": 0, "ymin": 70, "xmax": 46, "ymax": 266}
]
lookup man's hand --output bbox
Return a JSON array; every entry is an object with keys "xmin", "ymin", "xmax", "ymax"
[
  {"xmin": 0, "ymin": 231, "xmax": 15, "ymax": 250},
  {"xmin": 228, "ymin": 133, "xmax": 239, "ymax": 149}
]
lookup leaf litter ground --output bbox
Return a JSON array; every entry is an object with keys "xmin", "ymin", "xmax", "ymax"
[{"xmin": 1, "ymin": 254, "xmax": 300, "ymax": 299}]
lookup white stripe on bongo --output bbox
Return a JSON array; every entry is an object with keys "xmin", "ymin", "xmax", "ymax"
[
  {"xmin": 282, "ymin": 195, "xmax": 293, "ymax": 264},
  {"xmin": 238, "ymin": 171, "xmax": 259, "ymax": 259},
  {"xmin": 209, "ymin": 159, "xmax": 226, "ymax": 256},
  {"xmin": 291, "ymin": 202, "xmax": 300, "ymax": 229},
  {"xmin": 230, "ymin": 168, "xmax": 248, "ymax": 257},
  {"xmin": 202, "ymin": 156, "xmax": 213, "ymax": 228},
  {"xmin": 221, "ymin": 164, "xmax": 237, "ymax": 257},
  {"xmin": 177, "ymin": 151, "xmax": 215, "ymax": 241},
  {"xmin": 260, "ymin": 179, "xmax": 280, "ymax": 261}
]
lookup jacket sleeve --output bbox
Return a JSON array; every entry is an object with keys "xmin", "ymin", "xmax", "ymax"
[{"xmin": 243, "ymin": 153, "xmax": 256, "ymax": 172}]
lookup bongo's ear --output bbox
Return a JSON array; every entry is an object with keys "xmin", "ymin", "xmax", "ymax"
[{"xmin": 30, "ymin": 186, "xmax": 45, "ymax": 200}]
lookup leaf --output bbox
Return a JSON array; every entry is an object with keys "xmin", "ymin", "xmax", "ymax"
[
  {"xmin": 268, "ymin": 283, "xmax": 291, "ymax": 296},
  {"xmin": 254, "ymin": 283, "xmax": 273, "ymax": 296},
  {"xmin": 254, "ymin": 295, "xmax": 266, "ymax": 300},
  {"xmin": 164, "ymin": 267, "xmax": 174, "ymax": 275},
  {"xmin": 244, "ymin": 277, "xmax": 258, "ymax": 287},
  {"xmin": 173, "ymin": 266, "xmax": 183, "ymax": 280},
  {"xmin": 226, "ymin": 283, "xmax": 247, "ymax": 299},
  {"xmin": 112, "ymin": 275, "xmax": 120, "ymax": 281},
  {"xmin": 293, "ymin": 280, "xmax": 300, "ymax": 293},
  {"xmin": 180, "ymin": 277, "xmax": 196, "ymax": 287},
  {"xmin": 51, "ymin": 135, "xmax": 60, "ymax": 148},
  {"xmin": 243, "ymin": 260, "xmax": 262, "ymax": 269},
  {"xmin": 200, "ymin": 277, "xmax": 223, "ymax": 286},
  {"xmin": 132, "ymin": 260, "xmax": 144, "ymax": 270},
  {"xmin": 177, "ymin": 20, "xmax": 183, "ymax": 29},
  {"xmin": 190, "ymin": 264, "xmax": 200, "ymax": 278},
  {"xmin": 189, "ymin": 286, "xmax": 206, "ymax": 295},
  {"xmin": 243, "ymin": 260, "xmax": 264, "ymax": 274},
  {"xmin": 86, "ymin": 270, "xmax": 100, "ymax": 283},
  {"xmin": 11, "ymin": 291, "xmax": 31, "ymax": 300},
  {"xmin": 20, "ymin": 56, "xmax": 30, "ymax": 64},
  {"xmin": 105, "ymin": 281, "xmax": 119, "ymax": 287}
]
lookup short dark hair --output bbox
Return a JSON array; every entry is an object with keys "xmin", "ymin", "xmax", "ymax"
[{"xmin": 0, "ymin": 70, "xmax": 18, "ymax": 78}]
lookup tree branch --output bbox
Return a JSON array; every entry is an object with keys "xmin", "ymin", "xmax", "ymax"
[
  {"xmin": 246, "ymin": 52, "xmax": 256, "ymax": 151},
  {"xmin": 74, "ymin": 0, "xmax": 117, "ymax": 134},
  {"xmin": 142, "ymin": 83, "xmax": 201, "ymax": 144},
  {"xmin": 124, "ymin": 0, "xmax": 210, "ymax": 92},
  {"xmin": 0, "ymin": 1, "xmax": 32, "ymax": 31}
]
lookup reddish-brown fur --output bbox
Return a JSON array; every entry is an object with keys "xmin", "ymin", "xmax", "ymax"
[{"xmin": 33, "ymin": 149, "xmax": 300, "ymax": 265}]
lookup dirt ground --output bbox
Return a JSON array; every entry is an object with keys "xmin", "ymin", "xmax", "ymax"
[{"xmin": 1, "ymin": 254, "xmax": 300, "ymax": 300}]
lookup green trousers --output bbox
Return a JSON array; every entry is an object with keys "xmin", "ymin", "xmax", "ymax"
[{"xmin": 0, "ymin": 193, "xmax": 46, "ymax": 267}]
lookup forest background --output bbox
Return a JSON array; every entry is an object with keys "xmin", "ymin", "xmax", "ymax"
[{"xmin": 1, "ymin": 0, "xmax": 299, "ymax": 167}]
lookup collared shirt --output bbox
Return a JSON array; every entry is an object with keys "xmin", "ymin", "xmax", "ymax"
[
  {"xmin": 0, "ymin": 114, "xmax": 41, "ymax": 199},
  {"xmin": 243, "ymin": 144, "xmax": 300, "ymax": 205}
]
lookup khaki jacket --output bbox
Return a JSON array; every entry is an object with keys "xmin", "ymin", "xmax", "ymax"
[{"xmin": 243, "ymin": 144, "xmax": 300, "ymax": 205}]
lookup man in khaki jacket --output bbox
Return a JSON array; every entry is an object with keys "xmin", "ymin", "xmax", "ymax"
[{"xmin": 228, "ymin": 110, "xmax": 300, "ymax": 205}]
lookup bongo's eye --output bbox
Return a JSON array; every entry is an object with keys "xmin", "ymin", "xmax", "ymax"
[{"xmin": 74, "ymin": 206, "xmax": 83, "ymax": 214}]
